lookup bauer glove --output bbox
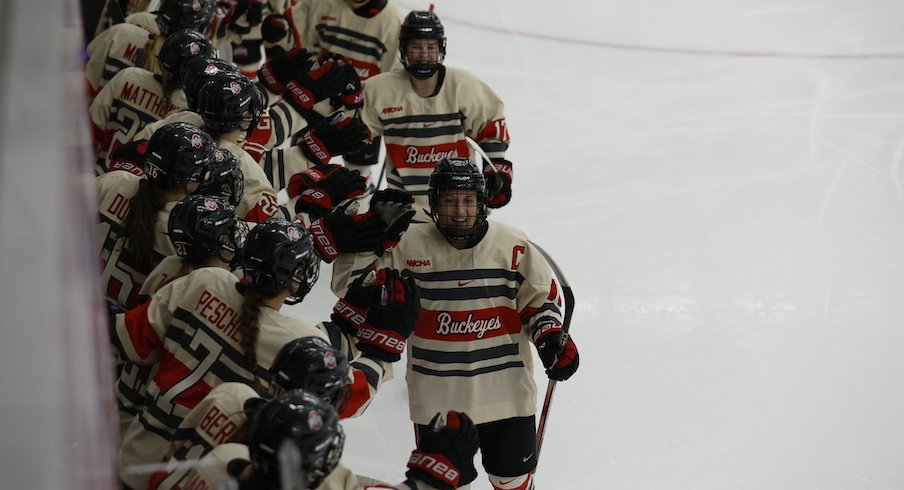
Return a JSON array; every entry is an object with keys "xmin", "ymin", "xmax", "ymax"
[
  {"xmin": 483, "ymin": 158, "xmax": 513, "ymax": 208},
  {"xmin": 307, "ymin": 201, "xmax": 385, "ymax": 262},
  {"xmin": 354, "ymin": 269, "xmax": 420, "ymax": 362},
  {"xmin": 257, "ymin": 47, "xmax": 314, "ymax": 94},
  {"xmin": 369, "ymin": 188, "xmax": 415, "ymax": 254},
  {"xmin": 288, "ymin": 163, "xmax": 365, "ymax": 216},
  {"xmin": 283, "ymin": 57, "xmax": 345, "ymax": 112},
  {"xmin": 296, "ymin": 111, "xmax": 370, "ymax": 166},
  {"xmin": 532, "ymin": 321, "xmax": 580, "ymax": 381},
  {"xmin": 406, "ymin": 411, "xmax": 479, "ymax": 490}
]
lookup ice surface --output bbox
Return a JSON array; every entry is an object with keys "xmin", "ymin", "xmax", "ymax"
[{"xmin": 284, "ymin": 1, "xmax": 904, "ymax": 488}]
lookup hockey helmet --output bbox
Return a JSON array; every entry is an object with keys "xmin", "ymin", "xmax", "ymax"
[
  {"xmin": 181, "ymin": 57, "xmax": 240, "ymax": 111},
  {"xmin": 196, "ymin": 72, "xmax": 264, "ymax": 134},
  {"xmin": 399, "ymin": 9, "xmax": 446, "ymax": 79},
  {"xmin": 155, "ymin": 0, "xmax": 216, "ymax": 38},
  {"xmin": 240, "ymin": 218, "xmax": 320, "ymax": 305},
  {"xmin": 428, "ymin": 157, "xmax": 488, "ymax": 242},
  {"xmin": 247, "ymin": 389, "xmax": 345, "ymax": 489},
  {"xmin": 270, "ymin": 337, "xmax": 351, "ymax": 412},
  {"xmin": 168, "ymin": 195, "xmax": 247, "ymax": 266},
  {"xmin": 144, "ymin": 122, "xmax": 216, "ymax": 190},
  {"xmin": 157, "ymin": 28, "xmax": 214, "ymax": 82},
  {"xmin": 195, "ymin": 147, "xmax": 244, "ymax": 207}
]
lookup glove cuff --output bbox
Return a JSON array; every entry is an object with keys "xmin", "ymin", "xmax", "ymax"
[
  {"xmin": 405, "ymin": 449, "xmax": 460, "ymax": 490},
  {"xmin": 531, "ymin": 321, "xmax": 562, "ymax": 344},
  {"xmin": 299, "ymin": 129, "xmax": 332, "ymax": 165},
  {"xmin": 331, "ymin": 297, "xmax": 366, "ymax": 335},
  {"xmin": 308, "ymin": 218, "xmax": 339, "ymax": 262},
  {"xmin": 356, "ymin": 324, "xmax": 407, "ymax": 362}
]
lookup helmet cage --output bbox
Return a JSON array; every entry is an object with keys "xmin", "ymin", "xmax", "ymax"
[
  {"xmin": 196, "ymin": 148, "xmax": 244, "ymax": 207},
  {"xmin": 428, "ymin": 157, "xmax": 488, "ymax": 242},
  {"xmin": 168, "ymin": 195, "xmax": 246, "ymax": 266},
  {"xmin": 241, "ymin": 220, "xmax": 321, "ymax": 304},
  {"xmin": 399, "ymin": 10, "xmax": 446, "ymax": 79}
]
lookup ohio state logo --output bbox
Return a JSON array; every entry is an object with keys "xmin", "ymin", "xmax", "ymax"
[
  {"xmin": 190, "ymin": 133, "xmax": 203, "ymax": 148},
  {"xmin": 192, "ymin": 0, "xmax": 201, "ymax": 11},
  {"xmin": 204, "ymin": 64, "xmax": 219, "ymax": 75},
  {"xmin": 286, "ymin": 226, "xmax": 302, "ymax": 241},
  {"xmin": 323, "ymin": 351, "xmax": 337, "ymax": 369},
  {"xmin": 189, "ymin": 42, "xmax": 200, "ymax": 55},
  {"xmin": 214, "ymin": 149, "xmax": 225, "ymax": 162},
  {"xmin": 308, "ymin": 410, "xmax": 323, "ymax": 430},
  {"xmin": 229, "ymin": 81, "xmax": 241, "ymax": 94},
  {"xmin": 203, "ymin": 197, "xmax": 218, "ymax": 210}
]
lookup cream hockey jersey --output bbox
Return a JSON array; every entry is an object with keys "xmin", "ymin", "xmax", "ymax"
[
  {"xmin": 286, "ymin": 0, "xmax": 403, "ymax": 81},
  {"xmin": 86, "ymin": 22, "xmax": 155, "ymax": 97},
  {"xmin": 90, "ymin": 66, "xmax": 187, "ymax": 175},
  {"xmin": 332, "ymin": 221, "xmax": 563, "ymax": 425},
  {"xmin": 97, "ymin": 167, "xmax": 177, "ymax": 310},
  {"xmin": 113, "ymin": 267, "xmax": 392, "ymax": 488},
  {"xmin": 359, "ymin": 67, "xmax": 510, "ymax": 214}
]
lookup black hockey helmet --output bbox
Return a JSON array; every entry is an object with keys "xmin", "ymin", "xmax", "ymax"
[
  {"xmin": 247, "ymin": 389, "xmax": 345, "ymax": 489},
  {"xmin": 270, "ymin": 337, "xmax": 351, "ymax": 411},
  {"xmin": 181, "ymin": 57, "xmax": 240, "ymax": 111},
  {"xmin": 240, "ymin": 218, "xmax": 320, "ymax": 305},
  {"xmin": 155, "ymin": 0, "xmax": 216, "ymax": 38},
  {"xmin": 157, "ymin": 28, "xmax": 214, "ymax": 82},
  {"xmin": 196, "ymin": 72, "xmax": 265, "ymax": 134},
  {"xmin": 428, "ymin": 157, "xmax": 488, "ymax": 241},
  {"xmin": 168, "ymin": 195, "xmax": 248, "ymax": 266},
  {"xmin": 399, "ymin": 9, "xmax": 446, "ymax": 79},
  {"xmin": 144, "ymin": 122, "xmax": 216, "ymax": 190},
  {"xmin": 195, "ymin": 147, "xmax": 244, "ymax": 207}
]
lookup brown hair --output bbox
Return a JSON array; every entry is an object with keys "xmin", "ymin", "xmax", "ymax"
[
  {"xmin": 124, "ymin": 179, "xmax": 164, "ymax": 272},
  {"xmin": 238, "ymin": 287, "xmax": 265, "ymax": 392}
]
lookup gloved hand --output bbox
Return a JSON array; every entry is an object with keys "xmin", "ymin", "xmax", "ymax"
[
  {"xmin": 296, "ymin": 111, "xmax": 370, "ymax": 166},
  {"xmin": 406, "ymin": 411, "xmax": 479, "ymax": 490},
  {"xmin": 369, "ymin": 188, "xmax": 415, "ymax": 254},
  {"xmin": 260, "ymin": 13, "xmax": 290, "ymax": 44},
  {"xmin": 354, "ymin": 269, "xmax": 420, "ymax": 362},
  {"xmin": 532, "ymin": 322, "xmax": 579, "ymax": 381},
  {"xmin": 283, "ymin": 57, "xmax": 346, "ymax": 112},
  {"xmin": 223, "ymin": 0, "xmax": 263, "ymax": 34},
  {"xmin": 335, "ymin": 61, "xmax": 364, "ymax": 109},
  {"xmin": 288, "ymin": 164, "xmax": 365, "ymax": 216},
  {"xmin": 307, "ymin": 202, "xmax": 386, "ymax": 262},
  {"xmin": 483, "ymin": 158, "xmax": 513, "ymax": 208},
  {"xmin": 330, "ymin": 268, "xmax": 380, "ymax": 337},
  {"xmin": 257, "ymin": 47, "xmax": 314, "ymax": 94}
]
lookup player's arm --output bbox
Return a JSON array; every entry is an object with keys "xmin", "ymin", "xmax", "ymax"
[{"xmin": 109, "ymin": 276, "xmax": 185, "ymax": 365}]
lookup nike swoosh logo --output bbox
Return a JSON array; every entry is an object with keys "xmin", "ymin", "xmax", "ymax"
[
  {"xmin": 423, "ymin": 122, "xmax": 437, "ymax": 127},
  {"xmin": 522, "ymin": 452, "xmax": 534, "ymax": 462},
  {"xmin": 457, "ymin": 280, "xmax": 473, "ymax": 287},
  {"xmin": 499, "ymin": 477, "xmax": 518, "ymax": 485}
]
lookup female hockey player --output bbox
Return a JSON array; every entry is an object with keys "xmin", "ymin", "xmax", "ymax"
[
  {"xmin": 332, "ymin": 157, "xmax": 580, "ymax": 490},
  {"xmin": 111, "ymin": 217, "xmax": 421, "ymax": 489},
  {"xmin": 96, "ymin": 121, "xmax": 217, "ymax": 310},
  {"xmin": 174, "ymin": 389, "xmax": 481, "ymax": 490}
]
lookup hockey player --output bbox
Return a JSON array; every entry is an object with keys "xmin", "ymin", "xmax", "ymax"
[
  {"xmin": 97, "ymin": 121, "xmax": 217, "ymax": 310},
  {"xmin": 280, "ymin": 0, "xmax": 406, "ymax": 180},
  {"xmin": 148, "ymin": 336, "xmax": 351, "ymax": 488},
  {"xmin": 90, "ymin": 29, "xmax": 214, "ymax": 174},
  {"xmin": 358, "ymin": 9, "xmax": 513, "ymax": 219},
  {"xmin": 332, "ymin": 158, "xmax": 580, "ymax": 490},
  {"xmin": 110, "ymin": 218, "xmax": 421, "ymax": 488},
  {"xmin": 174, "ymin": 389, "xmax": 480, "ymax": 490},
  {"xmin": 85, "ymin": 0, "xmax": 217, "ymax": 96},
  {"xmin": 114, "ymin": 193, "xmax": 247, "ymax": 445}
]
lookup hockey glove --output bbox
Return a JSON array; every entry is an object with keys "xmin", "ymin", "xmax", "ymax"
[
  {"xmin": 296, "ymin": 111, "xmax": 370, "ymax": 166},
  {"xmin": 261, "ymin": 13, "xmax": 290, "ymax": 44},
  {"xmin": 283, "ymin": 58, "xmax": 345, "ymax": 112},
  {"xmin": 308, "ymin": 202, "xmax": 386, "ymax": 263},
  {"xmin": 257, "ymin": 47, "xmax": 314, "ymax": 94},
  {"xmin": 355, "ymin": 269, "xmax": 420, "ymax": 362},
  {"xmin": 483, "ymin": 158, "xmax": 513, "ymax": 208},
  {"xmin": 330, "ymin": 268, "xmax": 381, "ymax": 337},
  {"xmin": 369, "ymin": 188, "xmax": 416, "ymax": 254},
  {"xmin": 406, "ymin": 411, "xmax": 479, "ymax": 490},
  {"xmin": 288, "ymin": 164, "xmax": 365, "ymax": 217},
  {"xmin": 223, "ymin": 0, "xmax": 263, "ymax": 35},
  {"xmin": 532, "ymin": 322, "xmax": 580, "ymax": 381},
  {"xmin": 336, "ymin": 62, "xmax": 364, "ymax": 109}
]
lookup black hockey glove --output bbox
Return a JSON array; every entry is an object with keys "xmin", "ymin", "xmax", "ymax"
[
  {"xmin": 257, "ymin": 47, "xmax": 314, "ymax": 94},
  {"xmin": 296, "ymin": 111, "xmax": 371, "ymax": 166},
  {"xmin": 307, "ymin": 202, "xmax": 385, "ymax": 263},
  {"xmin": 532, "ymin": 321, "xmax": 580, "ymax": 381},
  {"xmin": 323, "ymin": 57, "xmax": 364, "ymax": 109},
  {"xmin": 406, "ymin": 411, "xmax": 479, "ymax": 490},
  {"xmin": 288, "ymin": 164, "xmax": 365, "ymax": 217},
  {"xmin": 261, "ymin": 13, "xmax": 290, "ymax": 44},
  {"xmin": 483, "ymin": 158, "xmax": 513, "ymax": 208},
  {"xmin": 331, "ymin": 269, "xmax": 381, "ymax": 337},
  {"xmin": 223, "ymin": 0, "xmax": 263, "ymax": 35},
  {"xmin": 355, "ymin": 269, "xmax": 421, "ymax": 362},
  {"xmin": 283, "ymin": 57, "xmax": 346, "ymax": 112},
  {"xmin": 369, "ymin": 188, "xmax": 415, "ymax": 255}
]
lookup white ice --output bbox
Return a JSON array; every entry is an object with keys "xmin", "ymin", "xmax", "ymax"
[{"xmin": 285, "ymin": 0, "xmax": 904, "ymax": 488}]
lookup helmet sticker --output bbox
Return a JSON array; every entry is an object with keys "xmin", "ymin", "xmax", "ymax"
[
  {"xmin": 204, "ymin": 64, "xmax": 219, "ymax": 75},
  {"xmin": 190, "ymin": 133, "xmax": 203, "ymax": 148},
  {"xmin": 229, "ymin": 81, "xmax": 241, "ymax": 94},
  {"xmin": 323, "ymin": 351, "xmax": 337, "ymax": 369},
  {"xmin": 308, "ymin": 410, "xmax": 323, "ymax": 431},
  {"xmin": 203, "ymin": 198, "xmax": 218, "ymax": 210},
  {"xmin": 287, "ymin": 226, "xmax": 302, "ymax": 241},
  {"xmin": 189, "ymin": 42, "xmax": 200, "ymax": 55}
]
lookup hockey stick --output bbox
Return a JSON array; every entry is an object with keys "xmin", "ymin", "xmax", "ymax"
[{"xmin": 529, "ymin": 240, "xmax": 575, "ymax": 469}]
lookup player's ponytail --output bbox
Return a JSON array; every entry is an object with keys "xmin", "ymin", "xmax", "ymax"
[
  {"xmin": 238, "ymin": 287, "xmax": 265, "ymax": 392},
  {"xmin": 124, "ymin": 179, "xmax": 164, "ymax": 272},
  {"xmin": 143, "ymin": 35, "xmax": 166, "ymax": 77}
]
